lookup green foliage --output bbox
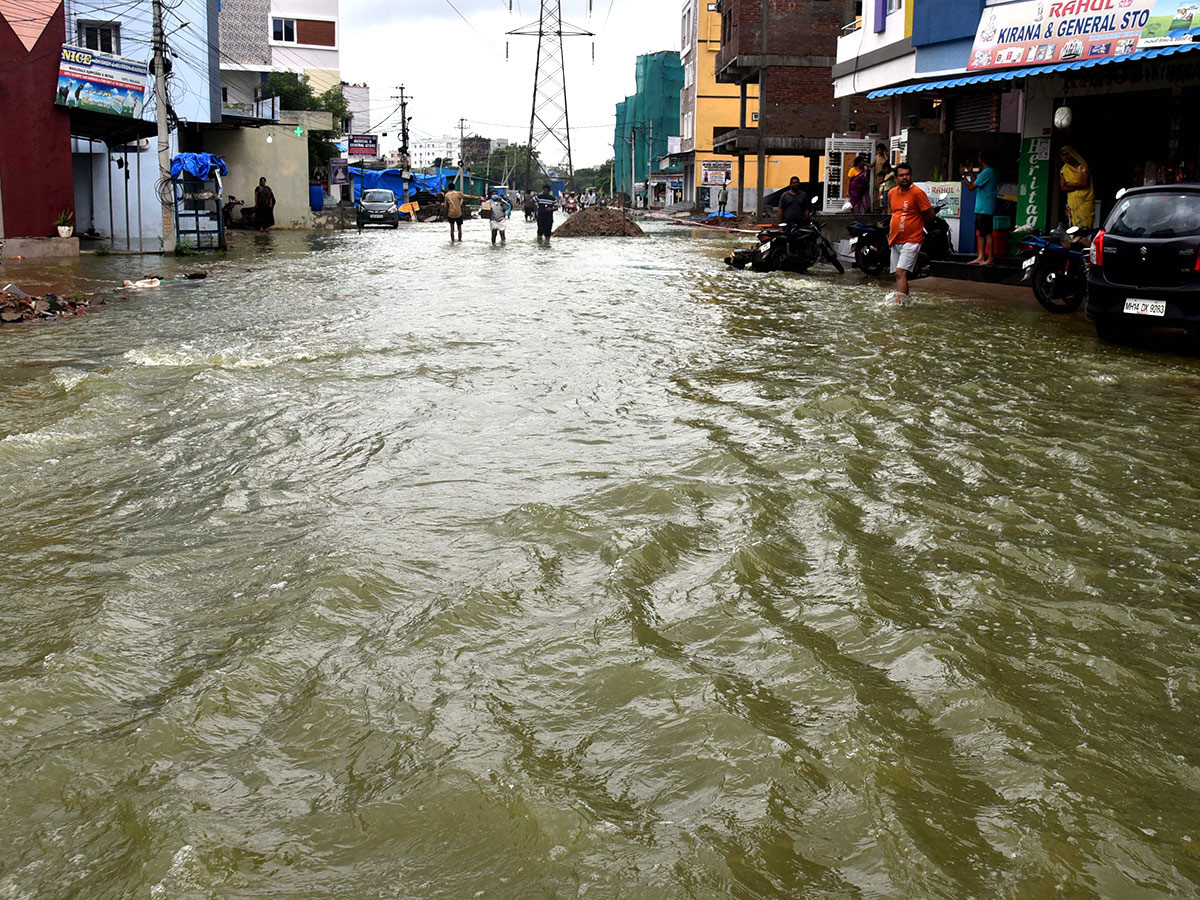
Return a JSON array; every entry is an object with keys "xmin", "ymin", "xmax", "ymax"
[
  {"xmin": 175, "ymin": 239, "xmax": 200, "ymax": 257},
  {"xmin": 262, "ymin": 73, "xmax": 350, "ymax": 171},
  {"xmin": 55, "ymin": 209, "xmax": 74, "ymax": 227},
  {"xmin": 94, "ymin": 243, "xmax": 110, "ymax": 256},
  {"xmin": 485, "ymin": 144, "xmax": 541, "ymax": 189},
  {"xmin": 571, "ymin": 159, "xmax": 615, "ymax": 192}
]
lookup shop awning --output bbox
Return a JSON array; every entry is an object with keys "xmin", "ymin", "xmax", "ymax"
[{"xmin": 867, "ymin": 42, "xmax": 1200, "ymax": 99}]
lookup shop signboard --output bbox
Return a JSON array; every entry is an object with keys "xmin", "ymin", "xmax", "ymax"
[
  {"xmin": 967, "ymin": 0, "xmax": 1194, "ymax": 72},
  {"xmin": 54, "ymin": 45, "xmax": 147, "ymax": 119},
  {"xmin": 700, "ymin": 160, "xmax": 733, "ymax": 186},
  {"xmin": 348, "ymin": 134, "xmax": 378, "ymax": 157},
  {"xmin": 1019, "ymin": 137, "xmax": 1052, "ymax": 233},
  {"xmin": 928, "ymin": 182, "xmax": 963, "ymax": 218},
  {"xmin": 330, "ymin": 158, "xmax": 349, "ymax": 185}
]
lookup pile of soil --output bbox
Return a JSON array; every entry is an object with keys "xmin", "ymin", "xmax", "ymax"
[
  {"xmin": 553, "ymin": 207, "xmax": 646, "ymax": 238},
  {"xmin": 1, "ymin": 290, "xmax": 91, "ymax": 325}
]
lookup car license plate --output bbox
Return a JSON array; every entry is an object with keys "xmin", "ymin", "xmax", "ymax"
[
  {"xmin": 1022, "ymin": 256, "xmax": 1036, "ymax": 270},
  {"xmin": 369, "ymin": 213, "xmax": 383, "ymax": 218},
  {"xmin": 1123, "ymin": 298, "xmax": 1166, "ymax": 317}
]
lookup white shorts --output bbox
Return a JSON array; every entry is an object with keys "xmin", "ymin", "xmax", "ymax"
[
  {"xmin": 890, "ymin": 242, "xmax": 920, "ymax": 273},
  {"xmin": 490, "ymin": 217, "xmax": 506, "ymax": 232}
]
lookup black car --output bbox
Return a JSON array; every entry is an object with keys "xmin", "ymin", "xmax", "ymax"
[
  {"xmin": 356, "ymin": 189, "xmax": 400, "ymax": 229},
  {"xmin": 1086, "ymin": 184, "xmax": 1200, "ymax": 340}
]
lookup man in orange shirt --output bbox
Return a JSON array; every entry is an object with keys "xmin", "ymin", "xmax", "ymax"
[{"xmin": 887, "ymin": 162, "xmax": 936, "ymax": 302}]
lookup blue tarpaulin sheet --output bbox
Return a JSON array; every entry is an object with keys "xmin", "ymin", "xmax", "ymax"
[
  {"xmin": 706, "ymin": 211, "xmax": 736, "ymax": 219},
  {"xmin": 349, "ymin": 167, "xmax": 470, "ymax": 199},
  {"xmin": 171, "ymin": 153, "xmax": 228, "ymax": 181}
]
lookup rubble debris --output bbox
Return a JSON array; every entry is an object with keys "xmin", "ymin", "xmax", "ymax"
[
  {"xmin": 1, "ymin": 289, "xmax": 91, "ymax": 324},
  {"xmin": 185, "ymin": 272, "xmax": 208, "ymax": 279},
  {"xmin": 553, "ymin": 207, "xmax": 646, "ymax": 238}
]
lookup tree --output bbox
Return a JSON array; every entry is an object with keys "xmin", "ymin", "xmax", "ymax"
[
  {"xmin": 262, "ymin": 73, "xmax": 350, "ymax": 172},
  {"xmin": 571, "ymin": 158, "xmax": 615, "ymax": 192},
  {"xmin": 486, "ymin": 144, "xmax": 542, "ymax": 190}
]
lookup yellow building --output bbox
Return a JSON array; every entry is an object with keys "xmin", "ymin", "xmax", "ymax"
[{"xmin": 676, "ymin": 0, "xmax": 801, "ymax": 213}]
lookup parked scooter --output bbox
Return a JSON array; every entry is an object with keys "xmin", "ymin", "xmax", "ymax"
[
  {"xmin": 1019, "ymin": 225, "xmax": 1094, "ymax": 313},
  {"xmin": 725, "ymin": 196, "xmax": 845, "ymax": 275},
  {"xmin": 847, "ymin": 194, "xmax": 953, "ymax": 277}
]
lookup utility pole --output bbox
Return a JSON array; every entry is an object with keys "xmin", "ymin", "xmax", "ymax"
[
  {"xmin": 508, "ymin": 1, "xmax": 593, "ymax": 192},
  {"xmin": 392, "ymin": 85, "xmax": 411, "ymax": 207},
  {"xmin": 457, "ymin": 117, "xmax": 466, "ymax": 191},
  {"xmin": 152, "ymin": 0, "xmax": 174, "ymax": 253}
]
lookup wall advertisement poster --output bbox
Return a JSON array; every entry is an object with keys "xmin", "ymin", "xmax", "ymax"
[
  {"xmin": 967, "ymin": 0, "xmax": 1195, "ymax": 72},
  {"xmin": 700, "ymin": 160, "xmax": 733, "ymax": 186},
  {"xmin": 55, "ymin": 45, "xmax": 147, "ymax": 119}
]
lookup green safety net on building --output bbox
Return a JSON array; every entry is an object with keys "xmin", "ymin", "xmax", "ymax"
[{"xmin": 613, "ymin": 51, "xmax": 683, "ymax": 195}]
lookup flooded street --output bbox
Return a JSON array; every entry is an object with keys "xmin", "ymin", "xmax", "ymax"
[{"xmin": 2, "ymin": 220, "xmax": 1199, "ymax": 899}]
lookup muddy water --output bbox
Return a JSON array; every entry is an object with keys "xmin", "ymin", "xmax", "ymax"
[{"xmin": 1, "ymin": 221, "xmax": 1198, "ymax": 899}]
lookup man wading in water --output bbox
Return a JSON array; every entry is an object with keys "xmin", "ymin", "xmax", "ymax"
[
  {"xmin": 887, "ymin": 162, "xmax": 934, "ymax": 304},
  {"xmin": 535, "ymin": 184, "xmax": 556, "ymax": 243}
]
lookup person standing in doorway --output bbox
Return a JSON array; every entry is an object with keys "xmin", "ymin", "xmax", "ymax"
[
  {"xmin": 488, "ymin": 189, "xmax": 511, "ymax": 245},
  {"xmin": 535, "ymin": 183, "xmax": 556, "ymax": 242},
  {"xmin": 1059, "ymin": 146, "xmax": 1095, "ymax": 228},
  {"xmin": 444, "ymin": 181, "xmax": 467, "ymax": 242},
  {"xmin": 778, "ymin": 176, "xmax": 809, "ymax": 226},
  {"xmin": 254, "ymin": 177, "xmax": 276, "ymax": 232},
  {"xmin": 887, "ymin": 162, "xmax": 935, "ymax": 303},
  {"xmin": 962, "ymin": 150, "xmax": 998, "ymax": 265},
  {"xmin": 718, "ymin": 177, "xmax": 730, "ymax": 216},
  {"xmin": 876, "ymin": 161, "xmax": 897, "ymax": 210}
]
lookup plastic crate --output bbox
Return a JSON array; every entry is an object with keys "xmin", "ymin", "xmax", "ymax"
[{"xmin": 993, "ymin": 215, "xmax": 1013, "ymax": 231}]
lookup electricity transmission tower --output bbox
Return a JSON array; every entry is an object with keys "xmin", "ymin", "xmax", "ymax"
[{"xmin": 507, "ymin": 1, "xmax": 593, "ymax": 191}]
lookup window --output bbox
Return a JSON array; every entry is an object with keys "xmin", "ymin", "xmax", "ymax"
[
  {"xmin": 272, "ymin": 17, "xmax": 296, "ymax": 42},
  {"xmin": 77, "ymin": 20, "xmax": 119, "ymax": 54},
  {"xmin": 681, "ymin": 2, "xmax": 692, "ymax": 52},
  {"xmin": 887, "ymin": 0, "xmax": 902, "ymax": 11},
  {"xmin": 221, "ymin": 86, "xmax": 228, "ymax": 103}
]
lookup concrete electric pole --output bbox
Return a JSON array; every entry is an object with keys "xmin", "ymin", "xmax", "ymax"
[
  {"xmin": 457, "ymin": 117, "xmax": 466, "ymax": 191},
  {"xmin": 152, "ymin": 0, "xmax": 174, "ymax": 253}
]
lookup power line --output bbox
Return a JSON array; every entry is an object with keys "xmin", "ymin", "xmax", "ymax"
[{"xmin": 442, "ymin": 0, "xmax": 505, "ymax": 56}]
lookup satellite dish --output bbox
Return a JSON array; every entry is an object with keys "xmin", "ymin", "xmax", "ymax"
[{"xmin": 1054, "ymin": 106, "xmax": 1073, "ymax": 130}]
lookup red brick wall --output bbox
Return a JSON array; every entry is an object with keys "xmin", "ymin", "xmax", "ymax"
[
  {"xmin": 720, "ymin": 0, "xmax": 891, "ymax": 140},
  {"xmin": 0, "ymin": 3, "xmax": 75, "ymax": 239}
]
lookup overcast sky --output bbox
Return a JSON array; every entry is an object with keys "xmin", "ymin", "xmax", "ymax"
[{"xmin": 338, "ymin": 0, "xmax": 682, "ymax": 169}]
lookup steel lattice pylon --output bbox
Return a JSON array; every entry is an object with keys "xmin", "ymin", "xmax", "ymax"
[{"xmin": 508, "ymin": 2, "xmax": 592, "ymax": 190}]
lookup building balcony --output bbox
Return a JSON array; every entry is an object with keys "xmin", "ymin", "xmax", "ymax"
[{"xmin": 712, "ymin": 127, "xmax": 826, "ymax": 156}]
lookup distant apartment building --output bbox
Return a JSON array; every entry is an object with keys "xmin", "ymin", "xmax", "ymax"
[{"xmin": 412, "ymin": 135, "xmax": 460, "ymax": 170}]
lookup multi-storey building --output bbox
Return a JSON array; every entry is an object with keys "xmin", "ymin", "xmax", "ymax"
[
  {"xmin": 613, "ymin": 51, "xmax": 683, "ymax": 199},
  {"xmin": 676, "ymin": 0, "xmax": 778, "ymax": 212},
  {"xmin": 714, "ymin": 0, "xmax": 887, "ymax": 215},
  {"xmin": 218, "ymin": 0, "xmax": 339, "ymax": 114},
  {"xmin": 411, "ymin": 136, "xmax": 460, "ymax": 171}
]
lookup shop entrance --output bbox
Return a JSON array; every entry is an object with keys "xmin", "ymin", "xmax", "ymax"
[{"xmin": 1047, "ymin": 89, "xmax": 1186, "ymax": 229}]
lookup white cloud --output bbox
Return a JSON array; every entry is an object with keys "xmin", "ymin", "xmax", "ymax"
[{"xmin": 338, "ymin": 0, "xmax": 681, "ymax": 172}]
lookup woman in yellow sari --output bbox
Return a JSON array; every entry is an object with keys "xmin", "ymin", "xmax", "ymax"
[{"xmin": 1059, "ymin": 146, "xmax": 1095, "ymax": 227}]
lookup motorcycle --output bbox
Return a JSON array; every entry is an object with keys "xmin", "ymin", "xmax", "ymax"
[
  {"xmin": 1019, "ymin": 225, "xmax": 1094, "ymax": 313},
  {"xmin": 725, "ymin": 197, "xmax": 844, "ymax": 275},
  {"xmin": 847, "ymin": 194, "xmax": 954, "ymax": 277}
]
